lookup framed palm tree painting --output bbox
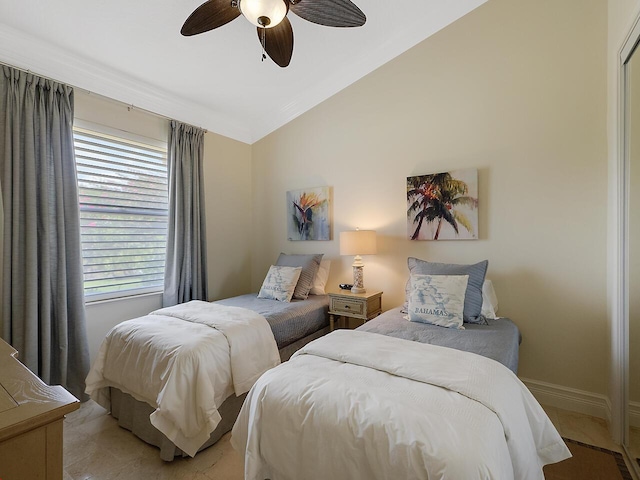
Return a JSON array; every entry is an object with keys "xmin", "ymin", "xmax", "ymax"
[
  {"xmin": 407, "ymin": 169, "xmax": 478, "ymax": 240},
  {"xmin": 287, "ymin": 186, "xmax": 331, "ymax": 241}
]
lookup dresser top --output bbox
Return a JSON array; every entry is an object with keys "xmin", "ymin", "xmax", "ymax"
[{"xmin": 0, "ymin": 337, "xmax": 79, "ymax": 441}]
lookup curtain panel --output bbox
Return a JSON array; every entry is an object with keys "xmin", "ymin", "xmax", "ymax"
[
  {"xmin": 0, "ymin": 65, "xmax": 89, "ymax": 400},
  {"xmin": 163, "ymin": 120, "xmax": 208, "ymax": 306}
]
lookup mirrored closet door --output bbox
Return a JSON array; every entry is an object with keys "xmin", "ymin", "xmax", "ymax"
[{"xmin": 624, "ymin": 19, "xmax": 640, "ymax": 475}]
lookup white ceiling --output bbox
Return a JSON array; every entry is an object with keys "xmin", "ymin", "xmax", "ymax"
[{"xmin": 0, "ymin": 0, "xmax": 486, "ymax": 144}]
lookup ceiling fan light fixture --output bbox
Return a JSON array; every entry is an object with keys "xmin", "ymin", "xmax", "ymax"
[
  {"xmin": 181, "ymin": 0, "xmax": 366, "ymax": 67},
  {"xmin": 239, "ymin": 0, "xmax": 288, "ymax": 28}
]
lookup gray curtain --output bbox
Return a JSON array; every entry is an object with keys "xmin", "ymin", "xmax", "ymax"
[
  {"xmin": 0, "ymin": 65, "xmax": 89, "ymax": 400},
  {"xmin": 163, "ymin": 120, "xmax": 208, "ymax": 307}
]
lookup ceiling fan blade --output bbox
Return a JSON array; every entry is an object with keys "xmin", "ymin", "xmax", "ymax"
[
  {"xmin": 289, "ymin": 0, "xmax": 366, "ymax": 27},
  {"xmin": 181, "ymin": 0, "xmax": 240, "ymax": 36},
  {"xmin": 257, "ymin": 17, "xmax": 294, "ymax": 68}
]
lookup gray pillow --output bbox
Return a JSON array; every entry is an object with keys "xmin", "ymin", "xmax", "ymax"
[
  {"xmin": 276, "ymin": 253, "xmax": 324, "ymax": 300},
  {"xmin": 403, "ymin": 257, "xmax": 488, "ymax": 324}
]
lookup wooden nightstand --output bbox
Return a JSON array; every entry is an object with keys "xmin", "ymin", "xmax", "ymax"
[{"xmin": 328, "ymin": 290, "xmax": 383, "ymax": 331}]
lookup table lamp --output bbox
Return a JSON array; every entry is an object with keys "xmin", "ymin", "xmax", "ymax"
[{"xmin": 339, "ymin": 229, "xmax": 377, "ymax": 294}]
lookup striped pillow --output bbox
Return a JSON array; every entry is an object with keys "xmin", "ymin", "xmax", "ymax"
[{"xmin": 276, "ymin": 253, "xmax": 324, "ymax": 300}]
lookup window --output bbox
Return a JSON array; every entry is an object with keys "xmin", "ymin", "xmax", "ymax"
[{"xmin": 73, "ymin": 123, "xmax": 168, "ymax": 302}]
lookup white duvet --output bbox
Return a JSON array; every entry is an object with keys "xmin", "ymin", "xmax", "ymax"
[
  {"xmin": 85, "ymin": 301, "xmax": 280, "ymax": 457},
  {"xmin": 232, "ymin": 330, "xmax": 570, "ymax": 480}
]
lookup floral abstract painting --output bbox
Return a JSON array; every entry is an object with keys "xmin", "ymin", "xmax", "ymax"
[
  {"xmin": 287, "ymin": 187, "xmax": 331, "ymax": 241},
  {"xmin": 407, "ymin": 169, "xmax": 478, "ymax": 240}
]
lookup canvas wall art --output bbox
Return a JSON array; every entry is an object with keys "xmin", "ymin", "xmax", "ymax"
[
  {"xmin": 287, "ymin": 186, "xmax": 331, "ymax": 241},
  {"xmin": 407, "ymin": 169, "xmax": 478, "ymax": 240}
]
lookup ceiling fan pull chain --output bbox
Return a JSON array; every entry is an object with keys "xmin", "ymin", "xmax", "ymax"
[{"xmin": 261, "ymin": 27, "xmax": 266, "ymax": 61}]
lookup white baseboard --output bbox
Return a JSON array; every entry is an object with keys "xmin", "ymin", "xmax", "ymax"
[{"xmin": 521, "ymin": 377, "xmax": 611, "ymax": 425}]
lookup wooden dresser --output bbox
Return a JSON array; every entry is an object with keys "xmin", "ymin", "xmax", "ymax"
[{"xmin": 0, "ymin": 338, "xmax": 79, "ymax": 480}]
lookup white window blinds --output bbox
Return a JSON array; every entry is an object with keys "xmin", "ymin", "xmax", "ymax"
[{"xmin": 74, "ymin": 125, "xmax": 168, "ymax": 301}]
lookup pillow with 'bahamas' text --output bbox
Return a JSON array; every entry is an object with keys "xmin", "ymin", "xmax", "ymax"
[
  {"xmin": 402, "ymin": 257, "xmax": 488, "ymax": 324},
  {"xmin": 406, "ymin": 274, "xmax": 469, "ymax": 329}
]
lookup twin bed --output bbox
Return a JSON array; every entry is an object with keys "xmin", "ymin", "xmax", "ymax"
[
  {"xmin": 86, "ymin": 253, "xmax": 331, "ymax": 460},
  {"xmin": 86, "ymin": 255, "xmax": 570, "ymax": 477},
  {"xmin": 86, "ymin": 294, "xmax": 330, "ymax": 460},
  {"xmin": 230, "ymin": 258, "xmax": 570, "ymax": 478}
]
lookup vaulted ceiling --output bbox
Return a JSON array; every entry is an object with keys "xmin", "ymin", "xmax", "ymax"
[{"xmin": 0, "ymin": 0, "xmax": 486, "ymax": 143}]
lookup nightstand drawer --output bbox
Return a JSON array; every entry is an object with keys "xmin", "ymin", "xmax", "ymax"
[{"xmin": 330, "ymin": 298, "xmax": 364, "ymax": 316}]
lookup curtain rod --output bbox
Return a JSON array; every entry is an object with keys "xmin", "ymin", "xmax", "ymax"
[
  {"xmin": 78, "ymin": 89, "xmax": 208, "ymax": 134},
  {"xmin": 0, "ymin": 61, "xmax": 208, "ymax": 133},
  {"xmin": 1, "ymin": 60, "xmax": 65, "ymax": 86}
]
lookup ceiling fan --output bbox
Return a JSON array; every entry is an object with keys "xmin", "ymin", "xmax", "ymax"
[{"xmin": 181, "ymin": 0, "xmax": 367, "ymax": 68}]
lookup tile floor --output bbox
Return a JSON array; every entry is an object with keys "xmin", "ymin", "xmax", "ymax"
[
  {"xmin": 542, "ymin": 404, "xmax": 640, "ymax": 479},
  {"xmin": 64, "ymin": 401, "xmax": 639, "ymax": 479},
  {"xmin": 63, "ymin": 401, "xmax": 242, "ymax": 480}
]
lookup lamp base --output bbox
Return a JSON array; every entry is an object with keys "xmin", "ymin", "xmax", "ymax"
[{"xmin": 351, "ymin": 265, "xmax": 366, "ymax": 294}]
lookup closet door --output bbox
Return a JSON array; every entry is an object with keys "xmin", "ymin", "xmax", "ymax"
[{"xmin": 624, "ymin": 25, "xmax": 640, "ymax": 474}]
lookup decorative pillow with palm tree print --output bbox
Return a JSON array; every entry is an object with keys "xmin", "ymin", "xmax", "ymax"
[{"xmin": 406, "ymin": 274, "xmax": 469, "ymax": 329}]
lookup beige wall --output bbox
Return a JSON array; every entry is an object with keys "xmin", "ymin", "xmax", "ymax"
[
  {"xmin": 251, "ymin": 0, "xmax": 609, "ymax": 394},
  {"xmin": 75, "ymin": 91, "xmax": 253, "ymax": 362},
  {"xmin": 203, "ymin": 131, "xmax": 253, "ymax": 301}
]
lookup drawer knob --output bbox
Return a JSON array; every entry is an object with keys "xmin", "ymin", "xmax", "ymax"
[{"xmin": 345, "ymin": 305, "xmax": 350, "ymax": 309}]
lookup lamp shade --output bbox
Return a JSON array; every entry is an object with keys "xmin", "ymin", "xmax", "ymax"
[{"xmin": 340, "ymin": 230, "xmax": 377, "ymax": 256}]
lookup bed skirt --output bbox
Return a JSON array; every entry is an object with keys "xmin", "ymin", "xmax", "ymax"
[
  {"xmin": 107, "ymin": 325, "xmax": 331, "ymax": 461},
  {"xmin": 278, "ymin": 325, "xmax": 330, "ymax": 362},
  {"xmin": 110, "ymin": 387, "xmax": 246, "ymax": 461}
]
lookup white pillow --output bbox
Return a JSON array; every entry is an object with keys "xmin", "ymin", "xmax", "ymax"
[
  {"xmin": 481, "ymin": 279, "xmax": 498, "ymax": 319},
  {"xmin": 309, "ymin": 259, "xmax": 331, "ymax": 295},
  {"xmin": 258, "ymin": 265, "xmax": 302, "ymax": 302},
  {"xmin": 406, "ymin": 274, "xmax": 469, "ymax": 329}
]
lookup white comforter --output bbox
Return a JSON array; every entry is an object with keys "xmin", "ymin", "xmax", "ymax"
[
  {"xmin": 85, "ymin": 301, "xmax": 280, "ymax": 457},
  {"xmin": 231, "ymin": 330, "xmax": 570, "ymax": 480}
]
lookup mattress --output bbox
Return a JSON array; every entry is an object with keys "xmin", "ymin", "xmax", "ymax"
[
  {"xmin": 215, "ymin": 293, "xmax": 329, "ymax": 349},
  {"xmin": 357, "ymin": 307, "xmax": 521, "ymax": 373}
]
